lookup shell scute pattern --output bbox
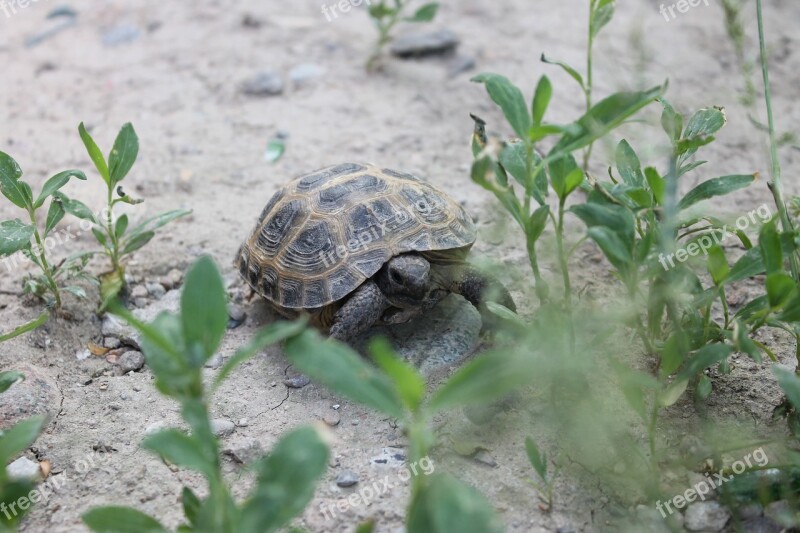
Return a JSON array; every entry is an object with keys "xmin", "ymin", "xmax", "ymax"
[{"xmin": 240, "ymin": 163, "xmax": 477, "ymax": 309}]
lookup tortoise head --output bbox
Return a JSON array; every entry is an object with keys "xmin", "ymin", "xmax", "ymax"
[{"xmin": 376, "ymin": 254, "xmax": 431, "ymax": 308}]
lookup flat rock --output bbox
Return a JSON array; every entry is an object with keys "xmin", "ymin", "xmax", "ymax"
[
  {"xmin": 390, "ymin": 29, "xmax": 459, "ymax": 58},
  {"xmin": 117, "ymin": 351, "xmax": 145, "ymax": 374},
  {"xmin": 6, "ymin": 457, "xmax": 41, "ymax": 482},
  {"xmin": 0, "ymin": 364, "xmax": 60, "ymax": 430},
  {"xmin": 211, "ymin": 418, "xmax": 236, "ymax": 438},
  {"xmin": 684, "ymin": 501, "xmax": 731, "ymax": 532},
  {"xmin": 241, "ymin": 71, "xmax": 284, "ymax": 96},
  {"xmin": 355, "ymin": 294, "xmax": 480, "ymax": 374},
  {"xmin": 336, "ymin": 470, "xmax": 359, "ymax": 487}
]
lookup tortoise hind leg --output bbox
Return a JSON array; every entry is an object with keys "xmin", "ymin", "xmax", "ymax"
[{"xmin": 329, "ymin": 280, "xmax": 389, "ymax": 344}]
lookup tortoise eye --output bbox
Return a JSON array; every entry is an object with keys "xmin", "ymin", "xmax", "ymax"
[{"xmin": 390, "ymin": 270, "xmax": 404, "ymax": 285}]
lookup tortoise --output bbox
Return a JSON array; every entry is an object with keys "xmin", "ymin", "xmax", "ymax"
[{"xmin": 237, "ymin": 163, "xmax": 515, "ymax": 344}]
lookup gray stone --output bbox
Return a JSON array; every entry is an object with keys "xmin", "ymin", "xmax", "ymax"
[
  {"xmin": 738, "ymin": 503, "xmax": 763, "ymax": 520},
  {"xmin": 130, "ymin": 285, "xmax": 149, "ymax": 299},
  {"xmin": 473, "ymin": 450, "xmax": 498, "ymax": 467},
  {"xmin": 103, "ymin": 337, "xmax": 121, "ymax": 349},
  {"xmin": 241, "ymin": 71, "xmax": 284, "ymax": 96},
  {"xmin": 146, "ymin": 283, "xmax": 166, "ymax": 300},
  {"xmin": 211, "ymin": 418, "xmax": 235, "ymax": 438},
  {"xmin": 447, "ymin": 55, "xmax": 476, "ymax": 77},
  {"xmin": 336, "ymin": 470, "xmax": 359, "ymax": 487},
  {"xmin": 740, "ymin": 517, "xmax": 784, "ymax": 533},
  {"xmin": 118, "ymin": 351, "xmax": 145, "ymax": 373},
  {"xmin": 0, "ymin": 364, "xmax": 60, "ymax": 430},
  {"xmin": 227, "ymin": 304, "xmax": 247, "ymax": 329},
  {"xmin": 6, "ymin": 457, "xmax": 41, "ymax": 482},
  {"xmin": 354, "ymin": 294, "xmax": 480, "ymax": 375},
  {"xmin": 290, "ymin": 63, "xmax": 325, "ymax": 85},
  {"xmin": 102, "ymin": 24, "xmax": 141, "ymax": 47},
  {"xmin": 205, "ymin": 353, "xmax": 223, "ymax": 369},
  {"xmin": 684, "ymin": 501, "xmax": 730, "ymax": 532},
  {"xmin": 284, "ymin": 375, "xmax": 310, "ymax": 389},
  {"xmin": 102, "ymin": 290, "xmax": 182, "ymax": 349},
  {"xmin": 764, "ymin": 500, "xmax": 796, "ymax": 528},
  {"xmin": 323, "ymin": 413, "xmax": 340, "ymax": 427},
  {"xmin": 390, "ymin": 29, "xmax": 459, "ymax": 58},
  {"xmin": 223, "ymin": 440, "xmax": 263, "ymax": 464}
]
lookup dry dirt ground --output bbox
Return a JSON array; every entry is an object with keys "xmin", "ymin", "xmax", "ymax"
[{"xmin": 1, "ymin": 0, "xmax": 799, "ymax": 531}]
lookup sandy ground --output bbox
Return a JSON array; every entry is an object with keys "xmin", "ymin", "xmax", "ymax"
[{"xmin": 1, "ymin": 0, "xmax": 799, "ymax": 531}]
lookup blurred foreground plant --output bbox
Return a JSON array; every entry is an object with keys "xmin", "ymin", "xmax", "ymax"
[{"xmin": 82, "ymin": 257, "xmax": 328, "ymax": 533}]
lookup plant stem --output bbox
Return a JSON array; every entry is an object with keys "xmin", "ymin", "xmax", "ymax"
[
  {"xmin": 583, "ymin": 1, "xmax": 595, "ymax": 170},
  {"xmin": 756, "ymin": 0, "xmax": 799, "ymax": 281},
  {"xmin": 28, "ymin": 208, "xmax": 61, "ymax": 309},
  {"xmin": 105, "ymin": 187, "xmax": 121, "ymax": 275}
]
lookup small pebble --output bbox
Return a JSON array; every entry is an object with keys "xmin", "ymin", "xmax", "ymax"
[
  {"xmin": 103, "ymin": 337, "xmax": 121, "ymax": 349},
  {"xmin": 284, "ymin": 375, "xmax": 310, "ymax": 389},
  {"xmin": 237, "ymin": 418, "xmax": 249, "ymax": 427},
  {"xmin": 241, "ymin": 71, "xmax": 284, "ymax": 96},
  {"xmin": 323, "ymin": 413, "xmax": 341, "ymax": 427},
  {"xmin": 227, "ymin": 305, "xmax": 247, "ymax": 329},
  {"xmin": 211, "ymin": 418, "xmax": 236, "ymax": 437},
  {"xmin": 131, "ymin": 285, "xmax": 148, "ymax": 299},
  {"xmin": 205, "ymin": 353, "xmax": 223, "ymax": 369},
  {"xmin": 290, "ymin": 63, "xmax": 325, "ymax": 86},
  {"xmin": 390, "ymin": 29, "xmax": 459, "ymax": 58},
  {"xmin": 336, "ymin": 470, "xmax": 359, "ymax": 488},
  {"xmin": 684, "ymin": 501, "xmax": 731, "ymax": 532},
  {"xmin": 117, "ymin": 351, "xmax": 145, "ymax": 373},
  {"xmin": 146, "ymin": 282, "xmax": 166, "ymax": 300},
  {"xmin": 134, "ymin": 297, "xmax": 148, "ymax": 308}
]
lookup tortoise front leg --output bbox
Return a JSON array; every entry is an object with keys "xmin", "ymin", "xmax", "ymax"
[
  {"xmin": 329, "ymin": 280, "xmax": 389, "ymax": 344},
  {"xmin": 448, "ymin": 265, "xmax": 516, "ymax": 313}
]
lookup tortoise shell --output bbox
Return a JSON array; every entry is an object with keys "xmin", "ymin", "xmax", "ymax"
[{"xmin": 237, "ymin": 163, "xmax": 477, "ymax": 310}]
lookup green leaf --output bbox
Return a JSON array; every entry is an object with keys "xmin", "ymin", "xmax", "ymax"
[
  {"xmin": 706, "ymin": 246, "xmax": 730, "ymax": 285},
  {"xmin": 99, "ymin": 270, "xmax": 125, "ymax": 312},
  {"xmin": 34, "ymin": 170, "xmax": 87, "ymax": 208},
  {"xmin": 407, "ymin": 474, "xmax": 503, "ymax": 533},
  {"xmin": 370, "ymin": 338, "xmax": 426, "ymax": 413},
  {"xmin": 470, "ymin": 157, "xmax": 525, "ymax": 228},
  {"xmin": 0, "ymin": 371, "xmax": 23, "ymax": 393},
  {"xmin": 122, "ymin": 231, "xmax": 155, "ymax": 255},
  {"xmin": 644, "ymin": 167, "xmax": 665, "ymax": 204},
  {"xmin": 551, "ymin": 85, "xmax": 665, "ymax": 156},
  {"xmin": 549, "ymin": 154, "xmax": 583, "ymax": 200},
  {"xmin": 524, "ymin": 437, "xmax": 548, "ymax": 479},
  {"xmin": 54, "ymin": 193, "xmax": 96, "ymax": 222},
  {"xmin": 586, "ymin": 226, "xmax": 632, "ymax": 277},
  {"xmin": 126, "ymin": 209, "xmax": 191, "ymax": 240},
  {"xmin": 213, "ymin": 319, "xmax": 308, "ymax": 391},
  {"xmin": 265, "ymin": 138, "xmax": 285, "ymax": 163},
  {"xmin": 406, "ymin": 2, "xmax": 438, "ymax": 22},
  {"xmin": 615, "ymin": 140, "xmax": 645, "ymax": 187},
  {"xmin": 83, "ymin": 506, "xmax": 167, "ymax": 533},
  {"xmin": 759, "ymin": 222, "xmax": 782, "ymax": 274},
  {"xmin": 471, "ymin": 73, "xmax": 532, "ymax": 139},
  {"xmin": 659, "ymin": 98, "xmax": 683, "ymax": 142},
  {"xmin": 142, "ymin": 430, "xmax": 216, "ymax": 477},
  {"xmin": 240, "ymin": 426, "xmax": 329, "ymax": 532},
  {"xmin": 0, "ymin": 151, "xmax": 31, "ymax": 209},
  {"xmin": 0, "ymin": 311, "xmax": 49, "ymax": 342},
  {"xmin": 108, "ymin": 123, "xmax": 139, "ymax": 185},
  {"xmin": 45, "ymin": 197, "xmax": 65, "ymax": 236},
  {"xmin": 677, "ymin": 343, "xmax": 733, "ymax": 381},
  {"xmin": 766, "ymin": 272, "xmax": 796, "ymax": 309},
  {"xmin": 727, "ymin": 247, "xmax": 765, "ymax": 283},
  {"xmin": 526, "ymin": 205, "xmax": 550, "ymax": 244},
  {"xmin": 680, "ymin": 107, "xmax": 726, "ymax": 159},
  {"xmin": 678, "ymin": 174, "xmax": 756, "ymax": 210},
  {"xmin": 115, "ymin": 214, "xmax": 129, "ymax": 239},
  {"xmin": 658, "ymin": 379, "xmax": 689, "ymax": 407},
  {"xmin": 570, "ymin": 203, "xmax": 635, "ymax": 244},
  {"xmin": 63, "ymin": 286, "xmax": 87, "ymax": 299},
  {"xmin": 285, "ymin": 330, "xmax": 404, "ymax": 418},
  {"xmin": 697, "ymin": 374, "xmax": 713, "ymax": 400},
  {"xmin": 590, "ymin": 0, "xmax": 615, "ymax": 40},
  {"xmin": 531, "ymin": 75, "xmax": 552, "ymax": 126},
  {"xmin": 428, "ymin": 350, "xmax": 533, "ymax": 413},
  {"xmin": 0, "ymin": 219, "xmax": 35, "ymax": 256},
  {"xmin": 181, "ymin": 487, "xmax": 201, "ymax": 527},
  {"xmin": 661, "ymin": 331, "xmax": 689, "ymax": 377},
  {"xmin": 181, "ymin": 256, "xmax": 228, "ymax": 362},
  {"xmin": 0, "ymin": 415, "xmax": 45, "ymax": 463},
  {"xmin": 540, "ymin": 54, "xmax": 585, "ymax": 90},
  {"xmin": 774, "ymin": 367, "xmax": 800, "ymax": 410},
  {"xmin": 78, "ymin": 123, "xmax": 111, "ymax": 184}
]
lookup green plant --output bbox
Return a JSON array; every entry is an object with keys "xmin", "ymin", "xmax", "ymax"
[
  {"xmin": 77, "ymin": 122, "xmax": 190, "ymax": 309},
  {"xmin": 0, "ymin": 371, "xmax": 46, "ymax": 532},
  {"xmin": 82, "ymin": 257, "xmax": 328, "ymax": 533},
  {"xmin": 524, "ymin": 437, "xmax": 556, "ymax": 511},
  {"xmin": 284, "ymin": 333, "xmax": 532, "ymax": 531},
  {"xmin": 0, "ymin": 151, "xmax": 93, "ymax": 339},
  {"xmin": 541, "ymin": 0, "xmax": 616, "ymax": 169},
  {"xmin": 366, "ymin": 1, "xmax": 439, "ymax": 70}
]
